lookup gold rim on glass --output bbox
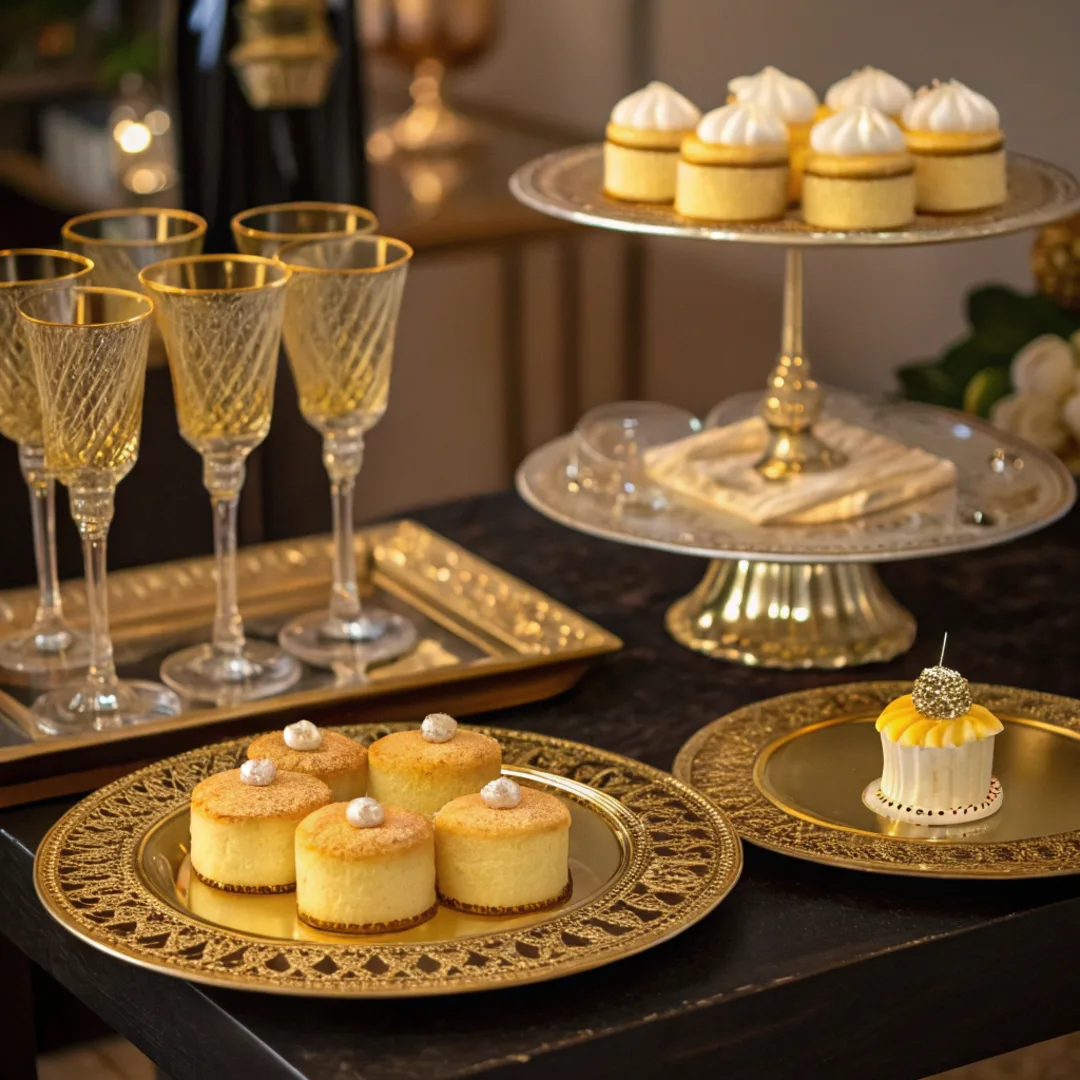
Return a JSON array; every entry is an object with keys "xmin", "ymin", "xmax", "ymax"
[
  {"xmin": 275, "ymin": 234, "xmax": 414, "ymax": 275},
  {"xmin": 16, "ymin": 285, "xmax": 155, "ymax": 329},
  {"xmin": 0, "ymin": 249, "xmax": 94, "ymax": 288},
  {"xmin": 231, "ymin": 201, "xmax": 379, "ymax": 243},
  {"xmin": 139, "ymin": 253, "xmax": 291, "ymax": 295},
  {"xmin": 62, "ymin": 208, "xmax": 208, "ymax": 249}
]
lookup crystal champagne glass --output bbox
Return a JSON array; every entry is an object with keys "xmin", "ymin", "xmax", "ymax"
[
  {"xmin": 0, "ymin": 251, "xmax": 94, "ymax": 675},
  {"xmin": 62, "ymin": 208, "xmax": 207, "ymax": 289},
  {"xmin": 140, "ymin": 255, "xmax": 301, "ymax": 704},
  {"xmin": 274, "ymin": 235, "xmax": 415, "ymax": 670},
  {"xmin": 17, "ymin": 287, "xmax": 181, "ymax": 731},
  {"xmin": 231, "ymin": 202, "xmax": 378, "ymax": 257}
]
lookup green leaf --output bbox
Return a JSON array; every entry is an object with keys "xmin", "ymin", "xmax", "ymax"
[
  {"xmin": 939, "ymin": 337, "xmax": 997, "ymax": 385},
  {"xmin": 966, "ymin": 286, "xmax": 1045, "ymax": 357},
  {"xmin": 1025, "ymin": 293, "xmax": 1080, "ymax": 340},
  {"xmin": 962, "ymin": 365, "xmax": 1013, "ymax": 418},
  {"xmin": 896, "ymin": 362, "xmax": 962, "ymax": 408}
]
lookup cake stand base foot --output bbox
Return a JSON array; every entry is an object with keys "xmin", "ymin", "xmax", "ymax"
[{"xmin": 665, "ymin": 559, "xmax": 916, "ymax": 669}]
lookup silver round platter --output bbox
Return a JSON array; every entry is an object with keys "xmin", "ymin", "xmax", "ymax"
[{"xmin": 509, "ymin": 145, "xmax": 1080, "ymax": 670}]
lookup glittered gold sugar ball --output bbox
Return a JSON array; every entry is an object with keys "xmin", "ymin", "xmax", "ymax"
[
  {"xmin": 1032, "ymin": 214, "xmax": 1080, "ymax": 313},
  {"xmin": 912, "ymin": 664, "xmax": 972, "ymax": 720}
]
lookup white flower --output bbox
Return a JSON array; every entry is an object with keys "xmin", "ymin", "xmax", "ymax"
[
  {"xmin": 1010, "ymin": 335, "xmax": 1076, "ymax": 401},
  {"xmin": 990, "ymin": 392, "xmax": 1068, "ymax": 452},
  {"xmin": 1063, "ymin": 393, "xmax": 1080, "ymax": 442}
]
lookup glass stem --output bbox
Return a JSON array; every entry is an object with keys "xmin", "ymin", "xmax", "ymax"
[
  {"xmin": 204, "ymin": 457, "xmax": 247, "ymax": 660},
  {"xmin": 18, "ymin": 444, "xmax": 69, "ymax": 649},
  {"xmin": 70, "ymin": 489, "xmax": 119, "ymax": 707},
  {"xmin": 324, "ymin": 433, "xmax": 365, "ymax": 626}
]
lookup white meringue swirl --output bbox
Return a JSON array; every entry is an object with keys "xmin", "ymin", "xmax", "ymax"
[
  {"xmin": 481, "ymin": 777, "xmax": 521, "ymax": 810},
  {"xmin": 346, "ymin": 796, "xmax": 385, "ymax": 829},
  {"xmin": 810, "ymin": 105, "xmax": 906, "ymax": 156},
  {"xmin": 240, "ymin": 758, "xmax": 277, "ymax": 787},
  {"xmin": 902, "ymin": 79, "xmax": 1000, "ymax": 133},
  {"xmin": 696, "ymin": 102, "xmax": 788, "ymax": 147},
  {"xmin": 825, "ymin": 66, "xmax": 912, "ymax": 116},
  {"xmin": 283, "ymin": 719, "xmax": 322, "ymax": 751},
  {"xmin": 421, "ymin": 712, "xmax": 458, "ymax": 743},
  {"xmin": 610, "ymin": 81, "xmax": 700, "ymax": 131},
  {"xmin": 728, "ymin": 66, "xmax": 818, "ymax": 124}
]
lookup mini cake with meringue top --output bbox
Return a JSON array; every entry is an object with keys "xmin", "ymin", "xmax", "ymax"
[
  {"xmin": 295, "ymin": 797, "xmax": 437, "ymax": 932},
  {"xmin": 435, "ymin": 778, "xmax": 572, "ymax": 915},
  {"xmin": 864, "ymin": 661, "xmax": 1004, "ymax": 825},
  {"xmin": 604, "ymin": 81, "xmax": 701, "ymax": 203},
  {"xmin": 824, "ymin": 66, "xmax": 913, "ymax": 123},
  {"xmin": 367, "ymin": 713, "xmax": 502, "ymax": 817},
  {"xmin": 901, "ymin": 79, "xmax": 1006, "ymax": 212},
  {"xmin": 802, "ymin": 105, "xmax": 915, "ymax": 229},
  {"xmin": 728, "ymin": 66, "xmax": 818, "ymax": 201},
  {"xmin": 189, "ymin": 760, "xmax": 330, "ymax": 893},
  {"xmin": 247, "ymin": 720, "xmax": 367, "ymax": 803},
  {"xmin": 675, "ymin": 102, "xmax": 789, "ymax": 222}
]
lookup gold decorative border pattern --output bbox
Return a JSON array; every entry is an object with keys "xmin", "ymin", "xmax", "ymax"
[
  {"xmin": 674, "ymin": 682, "xmax": 1080, "ymax": 879},
  {"xmin": 373, "ymin": 521, "xmax": 615, "ymax": 656},
  {"xmin": 36, "ymin": 725, "xmax": 740, "ymax": 996}
]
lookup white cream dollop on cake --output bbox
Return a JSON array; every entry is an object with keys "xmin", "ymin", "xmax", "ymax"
[
  {"xmin": 826, "ymin": 67, "xmax": 912, "ymax": 117},
  {"xmin": 728, "ymin": 66, "xmax": 818, "ymax": 124},
  {"xmin": 810, "ymin": 105, "xmax": 906, "ymax": 156},
  {"xmin": 610, "ymin": 81, "xmax": 701, "ymax": 131}
]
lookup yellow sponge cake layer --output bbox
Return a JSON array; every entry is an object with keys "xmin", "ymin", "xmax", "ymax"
[
  {"xmin": 189, "ymin": 769, "xmax": 330, "ymax": 893},
  {"xmin": 367, "ymin": 729, "xmax": 502, "ymax": 817},
  {"xmin": 435, "ymin": 788, "xmax": 571, "ymax": 914},
  {"xmin": 247, "ymin": 729, "xmax": 367, "ymax": 802},
  {"xmin": 295, "ymin": 804, "xmax": 436, "ymax": 932}
]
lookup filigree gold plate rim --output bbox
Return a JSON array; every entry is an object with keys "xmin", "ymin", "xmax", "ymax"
[
  {"xmin": 673, "ymin": 682, "xmax": 1080, "ymax": 879},
  {"xmin": 35, "ymin": 724, "xmax": 742, "ymax": 996},
  {"xmin": 511, "ymin": 146, "xmax": 1080, "ymax": 247}
]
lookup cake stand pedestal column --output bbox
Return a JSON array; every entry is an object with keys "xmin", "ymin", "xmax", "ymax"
[{"xmin": 665, "ymin": 558, "xmax": 915, "ymax": 669}]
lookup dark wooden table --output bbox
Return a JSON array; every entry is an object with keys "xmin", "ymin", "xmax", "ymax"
[{"xmin": 4, "ymin": 491, "xmax": 1080, "ymax": 1080}]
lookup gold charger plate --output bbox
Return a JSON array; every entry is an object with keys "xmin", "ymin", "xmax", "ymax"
[
  {"xmin": 0, "ymin": 520, "xmax": 621, "ymax": 807},
  {"xmin": 673, "ymin": 682, "xmax": 1080, "ymax": 879},
  {"xmin": 36, "ymin": 724, "xmax": 742, "ymax": 996}
]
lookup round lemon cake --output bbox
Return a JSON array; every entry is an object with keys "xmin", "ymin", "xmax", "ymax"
[
  {"xmin": 863, "ymin": 660, "xmax": 1004, "ymax": 825},
  {"xmin": 367, "ymin": 714, "xmax": 502, "ymax": 817},
  {"xmin": 189, "ymin": 763, "xmax": 330, "ymax": 893},
  {"xmin": 247, "ymin": 721, "xmax": 367, "ymax": 802},
  {"xmin": 676, "ymin": 102, "xmax": 789, "ymax": 223},
  {"xmin": 434, "ymin": 779, "xmax": 571, "ymax": 915},
  {"xmin": 604, "ymin": 81, "xmax": 701, "ymax": 203},
  {"xmin": 901, "ymin": 79, "xmax": 1006, "ymax": 213},
  {"xmin": 802, "ymin": 105, "xmax": 915, "ymax": 230},
  {"xmin": 295, "ymin": 799, "xmax": 437, "ymax": 932}
]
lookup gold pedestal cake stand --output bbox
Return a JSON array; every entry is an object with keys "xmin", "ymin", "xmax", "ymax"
[{"xmin": 510, "ymin": 146, "xmax": 1080, "ymax": 669}]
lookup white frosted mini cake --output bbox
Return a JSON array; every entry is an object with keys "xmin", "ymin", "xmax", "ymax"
[{"xmin": 863, "ymin": 661, "xmax": 1004, "ymax": 825}]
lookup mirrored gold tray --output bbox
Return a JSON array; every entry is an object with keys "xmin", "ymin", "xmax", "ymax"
[
  {"xmin": 673, "ymin": 682, "xmax": 1080, "ymax": 879},
  {"xmin": 0, "ymin": 521, "xmax": 621, "ymax": 807},
  {"xmin": 35, "ymin": 724, "xmax": 742, "ymax": 996}
]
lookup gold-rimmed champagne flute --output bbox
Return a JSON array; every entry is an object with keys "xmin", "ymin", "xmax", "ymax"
[
  {"xmin": 231, "ymin": 202, "xmax": 378, "ymax": 258},
  {"xmin": 17, "ymin": 287, "xmax": 181, "ymax": 731},
  {"xmin": 139, "ymin": 255, "xmax": 302, "ymax": 704},
  {"xmin": 274, "ymin": 235, "xmax": 415, "ymax": 670},
  {"xmin": 0, "ymin": 250, "xmax": 93, "ymax": 675},
  {"xmin": 61, "ymin": 208, "xmax": 207, "ymax": 289}
]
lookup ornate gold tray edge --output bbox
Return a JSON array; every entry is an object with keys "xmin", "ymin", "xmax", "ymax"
[
  {"xmin": 673, "ymin": 681, "xmax": 1080, "ymax": 880},
  {"xmin": 34, "ymin": 724, "xmax": 742, "ymax": 997}
]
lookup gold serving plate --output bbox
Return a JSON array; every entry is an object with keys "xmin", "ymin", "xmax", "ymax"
[
  {"xmin": 674, "ymin": 682, "xmax": 1080, "ymax": 879},
  {"xmin": 0, "ymin": 521, "xmax": 621, "ymax": 806},
  {"xmin": 35, "ymin": 724, "xmax": 742, "ymax": 996}
]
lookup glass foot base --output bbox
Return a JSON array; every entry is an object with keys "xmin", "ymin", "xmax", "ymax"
[
  {"xmin": 279, "ymin": 608, "xmax": 418, "ymax": 670},
  {"xmin": 32, "ymin": 678, "xmax": 181, "ymax": 735},
  {"xmin": 160, "ymin": 641, "xmax": 302, "ymax": 705},
  {"xmin": 0, "ymin": 626, "xmax": 90, "ymax": 676}
]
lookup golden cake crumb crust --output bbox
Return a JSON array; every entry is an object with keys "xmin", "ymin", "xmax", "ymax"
[
  {"xmin": 191, "ymin": 769, "xmax": 330, "ymax": 822},
  {"xmin": 247, "ymin": 730, "xmax": 367, "ymax": 776},
  {"xmin": 367, "ymin": 729, "xmax": 501, "ymax": 775},
  {"xmin": 296, "ymin": 802, "xmax": 433, "ymax": 858},
  {"xmin": 435, "ymin": 787, "xmax": 571, "ymax": 838}
]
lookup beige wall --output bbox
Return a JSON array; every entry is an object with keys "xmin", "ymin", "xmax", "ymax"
[{"xmin": 358, "ymin": 0, "xmax": 1080, "ymax": 519}]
